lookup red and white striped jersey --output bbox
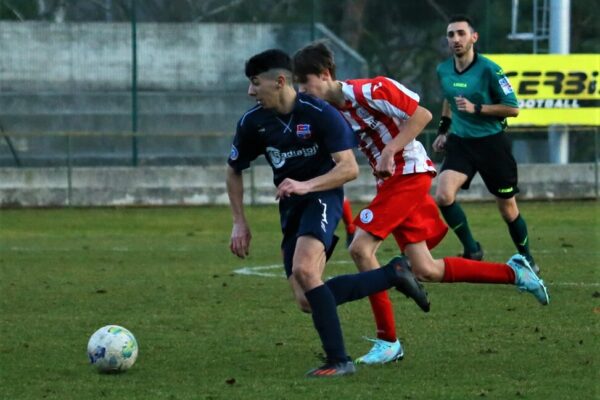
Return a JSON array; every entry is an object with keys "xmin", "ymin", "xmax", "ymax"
[{"xmin": 338, "ymin": 76, "xmax": 436, "ymax": 181}]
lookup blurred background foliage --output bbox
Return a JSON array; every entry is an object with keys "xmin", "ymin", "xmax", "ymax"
[{"xmin": 1, "ymin": 0, "xmax": 598, "ymax": 113}]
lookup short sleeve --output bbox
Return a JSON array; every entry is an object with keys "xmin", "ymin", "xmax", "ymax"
[
  {"xmin": 488, "ymin": 63, "xmax": 519, "ymax": 107},
  {"xmin": 227, "ymin": 117, "xmax": 262, "ymax": 172},
  {"xmin": 364, "ymin": 77, "xmax": 420, "ymax": 120},
  {"xmin": 318, "ymin": 104, "xmax": 357, "ymax": 154}
]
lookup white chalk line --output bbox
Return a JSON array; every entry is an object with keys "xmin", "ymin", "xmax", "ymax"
[
  {"xmin": 2, "ymin": 246, "xmax": 598, "ymax": 288},
  {"xmin": 233, "ymin": 261, "xmax": 600, "ymax": 288},
  {"xmin": 2, "ymin": 247, "xmax": 598, "ymax": 256}
]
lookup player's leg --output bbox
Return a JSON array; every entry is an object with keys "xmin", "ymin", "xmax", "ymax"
[
  {"xmin": 392, "ymin": 188, "xmax": 546, "ymax": 304},
  {"xmin": 292, "ymin": 235, "xmax": 355, "ymax": 377},
  {"xmin": 405, "ymin": 241, "xmax": 512, "ymax": 284},
  {"xmin": 436, "ymin": 134, "xmax": 482, "ymax": 258},
  {"xmin": 342, "ymin": 197, "xmax": 356, "ymax": 247},
  {"xmin": 347, "ymin": 228, "xmax": 402, "ymax": 364},
  {"xmin": 347, "ymin": 173, "xmax": 441, "ymax": 364},
  {"xmin": 401, "ymin": 242, "xmax": 548, "ymax": 305},
  {"xmin": 294, "ymin": 234, "xmax": 426, "ymax": 374},
  {"xmin": 496, "ymin": 196, "xmax": 538, "ymax": 273},
  {"xmin": 279, "ymin": 190, "xmax": 354, "ymax": 376},
  {"xmin": 478, "ymin": 133, "xmax": 539, "ymax": 273},
  {"xmin": 288, "ymin": 265, "xmax": 320, "ymax": 314}
]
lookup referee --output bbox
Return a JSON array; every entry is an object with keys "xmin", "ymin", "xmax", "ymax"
[{"xmin": 433, "ymin": 15, "xmax": 539, "ymax": 273}]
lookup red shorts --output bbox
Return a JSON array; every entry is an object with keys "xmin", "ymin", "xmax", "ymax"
[{"xmin": 354, "ymin": 173, "xmax": 448, "ymax": 251}]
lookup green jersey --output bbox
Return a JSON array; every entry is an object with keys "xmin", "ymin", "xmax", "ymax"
[{"xmin": 437, "ymin": 53, "xmax": 518, "ymax": 138}]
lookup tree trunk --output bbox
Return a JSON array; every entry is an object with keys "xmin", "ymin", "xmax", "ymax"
[{"xmin": 340, "ymin": 0, "xmax": 368, "ymax": 49}]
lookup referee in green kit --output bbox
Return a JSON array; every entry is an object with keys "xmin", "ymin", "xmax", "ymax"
[{"xmin": 433, "ymin": 15, "xmax": 539, "ymax": 274}]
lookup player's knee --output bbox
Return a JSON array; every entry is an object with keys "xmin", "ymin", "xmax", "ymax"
[
  {"xmin": 348, "ymin": 242, "xmax": 369, "ymax": 265},
  {"xmin": 411, "ymin": 260, "xmax": 442, "ymax": 282},
  {"xmin": 291, "ymin": 264, "xmax": 317, "ymax": 288},
  {"xmin": 498, "ymin": 201, "xmax": 519, "ymax": 222},
  {"xmin": 435, "ymin": 190, "xmax": 455, "ymax": 206}
]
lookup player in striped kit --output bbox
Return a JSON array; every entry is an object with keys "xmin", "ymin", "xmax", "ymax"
[{"xmin": 293, "ymin": 41, "xmax": 549, "ymax": 365}]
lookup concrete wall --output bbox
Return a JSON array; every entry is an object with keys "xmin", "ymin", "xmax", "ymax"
[
  {"xmin": 0, "ymin": 22, "xmax": 368, "ymax": 166},
  {"xmin": 1, "ymin": 22, "xmax": 366, "ymax": 92},
  {"xmin": 0, "ymin": 164, "xmax": 596, "ymax": 207}
]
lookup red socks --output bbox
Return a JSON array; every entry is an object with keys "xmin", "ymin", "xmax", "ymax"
[
  {"xmin": 342, "ymin": 198, "xmax": 356, "ymax": 234},
  {"xmin": 368, "ymin": 291, "xmax": 397, "ymax": 342},
  {"xmin": 442, "ymin": 257, "xmax": 515, "ymax": 283}
]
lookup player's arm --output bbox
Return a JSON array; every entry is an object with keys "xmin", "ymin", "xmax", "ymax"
[
  {"xmin": 377, "ymin": 105, "xmax": 432, "ymax": 178},
  {"xmin": 455, "ymin": 66, "xmax": 519, "ymax": 117},
  {"xmin": 226, "ymin": 165, "xmax": 252, "ymax": 258},
  {"xmin": 455, "ymin": 98, "xmax": 519, "ymax": 117},
  {"xmin": 441, "ymin": 98, "xmax": 452, "ymax": 119},
  {"xmin": 276, "ymin": 149, "xmax": 358, "ymax": 199},
  {"xmin": 433, "ymin": 100, "xmax": 451, "ymax": 153}
]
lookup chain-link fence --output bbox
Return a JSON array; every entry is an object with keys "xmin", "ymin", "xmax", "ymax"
[{"xmin": 0, "ymin": 0, "xmax": 598, "ymax": 176}]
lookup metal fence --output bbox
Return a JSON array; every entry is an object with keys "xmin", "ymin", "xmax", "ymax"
[
  {"xmin": 0, "ymin": 5, "xmax": 597, "ymax": 170},
  {"xmin": 0, "ymin": 18, "xmax": 367, "ymax": 167}
]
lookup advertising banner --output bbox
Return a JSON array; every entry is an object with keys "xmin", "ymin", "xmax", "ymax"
[{"xmin": 487, "ymin": 54, "xmax": 599, "ymax": 126}]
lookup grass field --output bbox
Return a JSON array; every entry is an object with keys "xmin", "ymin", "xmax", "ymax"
[{"xmin": 0, "ymin": 201, "xmax": 598, "ymax": 400}]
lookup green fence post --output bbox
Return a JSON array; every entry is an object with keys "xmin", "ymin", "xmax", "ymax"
[
  {"xmin": 67, "ymin": 134, "xmax": 72, "ymax": 207},
  {"xmin": 595, "ymin": 127, "xmax": 599, "ymax": 199},
  {"xmin": 131, "ymin": 0, "xmax": 139, "ymax": 166}
]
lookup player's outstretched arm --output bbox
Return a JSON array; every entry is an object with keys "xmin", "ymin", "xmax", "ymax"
[
  {"xmin": 276, "ymin": 149, "xmax": 358, "ymax": 199},
  {"xmin": 226, "ymin": 165, "xmax": 252, "ymax": 258}
]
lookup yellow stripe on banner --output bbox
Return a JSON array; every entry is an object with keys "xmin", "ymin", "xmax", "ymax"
[
  {"xmin": 487, "ymin": 54, "xmax": 600, "ymax": 126},
  {"xmin": 511, "ymin": 108, "xmax": 600, "ymax": 126}
]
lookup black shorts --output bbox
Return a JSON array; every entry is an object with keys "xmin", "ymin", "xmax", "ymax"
[
  {"xmin": 441, "ymin": 132, "xmax": 519, "ymax": 199},
  {"xmin": 279, "ymin": 188, "xmax": 343, "ymax": 278}
]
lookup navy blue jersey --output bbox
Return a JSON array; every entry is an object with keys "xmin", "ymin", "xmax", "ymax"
[{"xmin": 228, "ymin": 93, "xmax": 356, "ymax": 187}]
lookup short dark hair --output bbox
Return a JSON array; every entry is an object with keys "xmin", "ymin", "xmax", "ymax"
[
  {"xmin": 292, "ymin": 41, "xmax": 337, "ymax": 83},
  {"xmin": 245, "ymin": 49, "xmax": 292, "ymax": 78},
  {"xmin": 448, "ymin": 14, "xmax": 475, "ymax": 31}
]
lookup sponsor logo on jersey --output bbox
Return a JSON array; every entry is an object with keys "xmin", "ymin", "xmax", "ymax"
[
  {"xmin": 296, "ymin": 124, "xmax": 312, "ymax": 139},
  {"xmin": 360, "ymin": 208, "xmax": 374, "ymax": 224},
  {"xmin": 229, "ymin": 145, "xmax": 239, "ymax": 161},
  {"xmin": 453, "ymin": 82, "xmax": 468, "ymax": 88},
  {"xmin": 265, "ymin": 144, "xmax": 319, "ymax": 169},
  {"xmin": 356, "ymin": 107, "xmax": 370, "ymax": 119},
  {"xmin": 498, "ymin": 77, "xmax": 514, "ymax": 95}
]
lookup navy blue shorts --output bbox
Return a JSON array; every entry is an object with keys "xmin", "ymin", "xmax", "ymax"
[{"xmin": 279, "ymin": 188, "xmax": 343, "ymax": 278}]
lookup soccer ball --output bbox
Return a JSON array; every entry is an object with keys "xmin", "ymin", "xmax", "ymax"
[{"xmin": 87, "ymin": 325, "xmax": 138, "ymax": 372}]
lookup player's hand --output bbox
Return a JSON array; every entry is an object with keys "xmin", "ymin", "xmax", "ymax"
[
  {"xmin": 230, "ymin": 222, "xmax": 251, "ymax": 259},
  {"xmin": 454, "ymin": 95, "xmax": 475, "ymax": 113},
  {"xmin": 432, "ymin": 134, "xmax": 447, "ymax": 153},
  {"xmin": 276, "ymin": 178, "xmax": 309, "ymax": 200},
  {"xmin": 374, "ymin": 149, "xmax": 396, "ymax": 180}
]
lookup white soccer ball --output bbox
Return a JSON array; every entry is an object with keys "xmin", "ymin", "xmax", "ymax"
[{"xmin": 87, "ymin": 325, "xmax": 138, "ymax": 372}]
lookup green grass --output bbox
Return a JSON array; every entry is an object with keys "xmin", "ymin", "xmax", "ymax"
[{"xmin": 0, "ymin": 201, "xmax": 598, "ymax": 400}]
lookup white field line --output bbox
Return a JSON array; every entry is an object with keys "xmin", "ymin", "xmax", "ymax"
[
  {"xmin": 1, "ymin": 247, "xmax": 597, "ymax": 256},
  {"xmin": 2, "ymin": 246, "xmax": 598, "ymax": 287},
  {"xmin": 233, "ymin": 261, "xmax": 600, "ymax": 288},
  {"xmin": 0, "ymin": 245, "xmax": 600, "ymax": 255}
]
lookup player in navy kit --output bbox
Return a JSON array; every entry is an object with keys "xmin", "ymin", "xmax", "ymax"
[{"xmin": 226, "ymin": 49, "xmax": 429, "ymax": 377}]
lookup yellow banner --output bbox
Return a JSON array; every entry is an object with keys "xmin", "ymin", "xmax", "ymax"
[{"xmin": 487, "ymin": 54, "xmax": 600, "ymax": 126}]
